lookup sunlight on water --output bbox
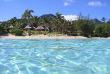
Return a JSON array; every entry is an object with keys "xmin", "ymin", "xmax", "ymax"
[{"xmin": 0, "ymin": 39, "xmax": 110, "ymax": 74}]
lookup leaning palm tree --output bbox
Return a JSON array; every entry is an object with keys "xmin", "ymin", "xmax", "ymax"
[
  {"xmin": 22, "ymin": 9, "xmax": 34, "ymax": 24},
  {"xmin": 55, "ymin": 12, "xmax": 62, "ymax": 20}
]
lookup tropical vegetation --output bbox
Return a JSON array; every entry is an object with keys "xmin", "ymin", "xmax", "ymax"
[{"xmin": 0, "ymin": 9, "xmax": 110, "ymax": 37}]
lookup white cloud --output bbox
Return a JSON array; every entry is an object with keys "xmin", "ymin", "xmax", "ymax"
[
  {"xmin": 62, "ymin": 15, "xmax": 79, "ymax": 21},
  {"xmin": 88, "ymin": 1, "xmax": 105, "ymax": 7},
  {"xmin": 64, "ymin": 2, "xmax": 70, "ymax": 6},
  {"xmin": 64, "ymin": 0, "xmax": 75, "ymax": 6}
]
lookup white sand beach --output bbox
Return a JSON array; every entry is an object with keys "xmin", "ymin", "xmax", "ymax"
[
  {"xmin": 1, "ymin": 33, "xmax": 110, "ymax": 39},
  {"xmin": 0, "ymin": 33, "xmax": 88, "ymax": 39}
]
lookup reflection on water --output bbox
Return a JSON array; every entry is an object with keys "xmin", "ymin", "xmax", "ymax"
[{"xmin": 0, "ymin": 39, "xmax": 110, "ymax": 74}]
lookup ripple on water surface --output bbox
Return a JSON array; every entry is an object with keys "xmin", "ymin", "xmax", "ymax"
[{"xmin": 0, "ymin": 39, "xmax": 110, "ymax": 74}]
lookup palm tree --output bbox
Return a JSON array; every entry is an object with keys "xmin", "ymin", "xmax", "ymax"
[
  {"xmin": 32, "ymin": 16, "xmax": 39, "ymax": 27},
  {"xmin": 42, "ymin": 16, "xmax": 50, "ymax": 26},
  {"xmin": 22, "ymin": 9, "xmax": 34, "ymax": 24},
  {"xmin": 55, "ymin": 12, "xmax": 61, "ymax": 20},
  {"xmin": 54, "ymin": 12, "xmax": 64, "ymax": 32},
  {"xmin": 101, "ymin": 17, "xmax": 106, "ymax": 23},
  {"xmin": 55, "ymin": 12, "xmax": 64, "ymax": 20}
]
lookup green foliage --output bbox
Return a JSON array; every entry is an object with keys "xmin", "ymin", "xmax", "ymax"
[
  {"xmin": 95, "ymin": 24, "xmax": 108, "ymax": 37},
  {"xmin": 105, "ymin": 24, "xmax": 110, "ymax": 36},
  {"xmin": 76, "ymin": 19, "xmax": 94, "ymax": 37},
  {"xmin": 22, "ymin": 9, "xmax": 34, "ymax": 23},
  {"xmin": 0, "ymin": 26, "xmax": 3, "ymax": 34},
  {"xmin": 30, "ymin": 31, "xmax": 42, "ymax": 35},
  {"xmin": 35, "ymin": 31, "xmax": 42, "ymax": 34},
  {"xmin": 30, "ymin": 31, "xmax": 35, "ymax": 34},
  {"xmin": 101, "ymin": 17, "xmax": 106, "ymax": 23},
  {"xmin": 1, "ymin": 10, "xmax": 110, "ymax": 37},
  {"xmin": 49, "ymin": 32, "xmax": 63, "ymax": 35},
  {"xmin": 10, "ymin": 28, "xmax": 23, "ymax": 36},
  {"xmin": 29, "ymin": 31, "xmax": 63, "ymax": 35},
  {"xmin": 13, "ymin": 21, "xmax": 23, "ymax": 29},
  {"xmin": 0, "ymin": 22, "xmax": 9, "ymax": 34}
]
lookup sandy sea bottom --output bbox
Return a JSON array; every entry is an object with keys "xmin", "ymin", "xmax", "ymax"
[{"xmin": 0, "ymin": 39, "xmax": 110, "ymax": 74}]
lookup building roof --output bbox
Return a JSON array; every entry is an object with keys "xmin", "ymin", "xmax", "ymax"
[
  {"xmin": 9, "ymin": 25, "xmax": 13, "ymax": 28},
  {"xmin": 24, "ymin": 25, "xmax": 35, "ymax": 30},
  {"xmin": 24, "ymin": 25, "xmax": 32, "ymax": 29},
  {"xmin": 36, "ymin": 26, "xmax": 46, "ymax": 30}
]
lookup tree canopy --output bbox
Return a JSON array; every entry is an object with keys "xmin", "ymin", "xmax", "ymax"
[{"xmin": 0, "ymin": 9, "xmax": 110, "ymax": 37}]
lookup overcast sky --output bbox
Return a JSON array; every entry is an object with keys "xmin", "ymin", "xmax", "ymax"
[{"xmin": 0, "ymin": 0, "xmax": 110, "ymax": 21}]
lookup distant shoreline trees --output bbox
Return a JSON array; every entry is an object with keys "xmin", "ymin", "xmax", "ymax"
[{"xmin": 0, "ymin": 9, "xmax": 110, "ymax": 37}]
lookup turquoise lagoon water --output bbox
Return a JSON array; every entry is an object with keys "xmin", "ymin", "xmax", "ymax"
[{"xmin": 0, "ymin": 39, "xmax": 110, "ymax": 74}]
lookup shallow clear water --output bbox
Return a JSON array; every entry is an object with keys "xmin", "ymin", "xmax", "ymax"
[{"xmin": 0, "ymin": 39, "xmax": 110, "ymax": 74}]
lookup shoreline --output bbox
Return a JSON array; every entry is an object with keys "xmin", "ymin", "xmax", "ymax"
[
  {"xmin": 0, "ymin": 34, "xmax": 87, "ymax": 39},
  {"xmin": 0, "ymin": 35, "xmax": 87, "ymax": 39},
  {"xmin": 0, "ymin": 34, "xmax": 110, "ymax": 39}
]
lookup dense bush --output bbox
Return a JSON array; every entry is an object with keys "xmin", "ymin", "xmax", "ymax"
[
  {"xmin": 29, "ymin": 30, "xmax": 42, "ymax": 35},
  {"xmin": 0, "ymin": 22, "xmax": 9, "ymax": 34},
  {"xmin": 0, "ymin": 26, "xmax": 3, "ymax": 34},
  {"xmin": 76, "ymin": 19, "xmax": 94, "ymax": 37},
  {"xmin": 1, "ymin": 10, "xmax": 110, "ymax": 38},
  {"xmin": 10, "ymin": 28, "xmax": 23, "ymax": 36},
  {"xmin": 95, "ymin": 24, "xmax": 108, "ymax": 37},
  {"xmin": 104, "ymin": 23, "xmax": 110, "ymax": 36},
  {"xmin": 35, "ymin": 31, "xmax": 42, "ymax": 34}
]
